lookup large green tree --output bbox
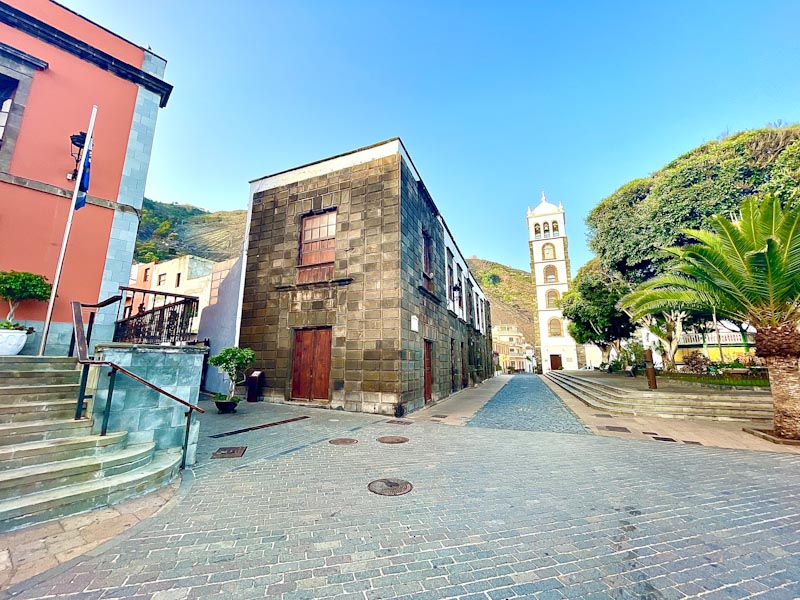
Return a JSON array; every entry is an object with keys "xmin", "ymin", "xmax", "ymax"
[
  {"xmin": 560, "ymin": 259, "xmax": 636, "ymax": 364},
  {"xmin": 588, "ymin": 126, "xmax": 800, "ymax": 284},
  {"xmin": 620, "ymin": 195, "xmax": 800, "ymax": 439}
]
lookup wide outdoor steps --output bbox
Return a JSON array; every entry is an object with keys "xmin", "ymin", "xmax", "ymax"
[
  {"xmin": 545, "ymin": 370, "xmax": 773, "ymax": 422},
  {"xmin": 0, "ymin": 355, "xmax": 181, "ymax": 532}
]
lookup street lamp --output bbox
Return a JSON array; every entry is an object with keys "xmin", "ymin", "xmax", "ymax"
[{"xmin": 69, "ymin": 131, "xmax": 86, "ymax": 180}]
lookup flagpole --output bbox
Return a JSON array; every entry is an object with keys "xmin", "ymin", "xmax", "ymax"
[{"xmin": 39, "ymin": 105, "xmax": 98, "ymax": 356}]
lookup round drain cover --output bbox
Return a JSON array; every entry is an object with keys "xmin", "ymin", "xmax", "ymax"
[
  {"xmin": 368, "ymin": 478, "xmax": 413, "ymax": 496},
  {"xmin": 329, "ymin": 438, "xmax": 358, "ymax": 445},
  {"xmin": 377, "ymin": 436, "xmax": 409, "ymax": 444}
]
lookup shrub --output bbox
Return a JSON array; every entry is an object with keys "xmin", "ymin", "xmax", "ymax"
[{"xmin": 0, "ymin": 271, "xmax": 52, "ymax": 321}]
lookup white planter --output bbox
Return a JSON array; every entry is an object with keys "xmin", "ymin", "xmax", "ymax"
[{"xmin": 0, "ymin": 330, "xmax": 28, "ymax": 356}]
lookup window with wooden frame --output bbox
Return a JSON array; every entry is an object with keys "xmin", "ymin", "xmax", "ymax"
[
  {"xmin": 447, "ymin": 250, "xmax": 454, "ymax": 303},
  {"xmin": 546, "ymin": 289, "xmax": 560, "ymax": 309},
  {"xmin": 544, "ymin": 265, "xmax": 558, "ymax": 283},
  {"xmin": 456, "ymin": 266, "xmax": 464, "ymax": 309},
  {"xmin": 548, "ymin": 318, "xmax": 563, "ymax": 337},
  {"xmin": 298, "ymin": 210, "xmax": 337, "ymax": 283},
  {"xmin": 421, "ymin": 231, "xmax": 434, "ymax": 292}
]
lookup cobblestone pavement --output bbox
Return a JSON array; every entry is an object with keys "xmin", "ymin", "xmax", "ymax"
[
  {"xmin": 467, "ymin": 374, "xmax": 589, "ymax": 434},
  {"xmin": 7, "ymin": 387, "xmax": 800, "ymax": 600}
]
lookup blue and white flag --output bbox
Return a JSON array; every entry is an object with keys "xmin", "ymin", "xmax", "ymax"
[{"xmin": 74, "ymin": 148, "xmax": 91, "ymax": 210}]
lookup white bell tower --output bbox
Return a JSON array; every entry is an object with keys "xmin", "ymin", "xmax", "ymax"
[{"xmin": 527, "ymin": 191, "xmax": 581, "ymax": 372}]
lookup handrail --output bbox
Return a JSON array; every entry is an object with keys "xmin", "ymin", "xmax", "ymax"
[
  {"xmin": 71, "ymin": 301, "xmax": 204, "ymax": 469},
  {"xmin": 114, "ymin": 297, "xmax": 195, "ymax": 325},
  {"xmin": 119, "ymin": 285, "xmax": 200, "ymax": 302}
]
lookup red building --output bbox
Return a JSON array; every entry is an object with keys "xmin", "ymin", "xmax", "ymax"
[{"xmin": 0, "ymin": 0, "xmax": 172, "ymax": 354}]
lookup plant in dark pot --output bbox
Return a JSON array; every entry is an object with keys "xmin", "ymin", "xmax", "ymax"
[{"xmin": 208, "ymin": 347, "xmax": 256, "ymax": 414}]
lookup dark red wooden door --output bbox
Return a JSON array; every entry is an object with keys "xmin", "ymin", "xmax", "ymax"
[
  {"xmin": 424, "ymin": 340, "xmax": 433, "ymax": 403},
  {"xmin": 291, "ymin": 328, "xmax": 332, "ymax": 401},
  {"xmin": 549, "ymin": 354, "xmax": 562, "ymax": 371}
]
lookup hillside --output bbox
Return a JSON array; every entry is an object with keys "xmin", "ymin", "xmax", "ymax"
[
  {"xmin": 467, "ymin": 258, "xmax": 536, "ymax": 343},
  {"xmin": 135, "ymin": 198, "xmax": 246, "ymax": 262}
]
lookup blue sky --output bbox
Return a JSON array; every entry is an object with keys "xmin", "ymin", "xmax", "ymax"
[{"xmin": 62, "ymin": 0, "xmax": 800, "ymax": 271}]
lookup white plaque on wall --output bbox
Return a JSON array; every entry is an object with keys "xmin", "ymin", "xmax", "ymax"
[{"xmin": 411, "ymin": 315, "xmax": 419, "ymax": 332}]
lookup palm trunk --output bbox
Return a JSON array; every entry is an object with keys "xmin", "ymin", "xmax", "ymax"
[{"xmin": 765, "ymin": 356, "xmax": 800, "ymax": 439}]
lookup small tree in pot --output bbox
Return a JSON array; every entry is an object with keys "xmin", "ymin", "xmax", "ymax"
[
  {"xmin": 208, "ymin": 347, "xmax": 256, "ymax": 413},
  {"xmin": 0, "ymin": 271, "xmax": 52, "ymax": 356}
]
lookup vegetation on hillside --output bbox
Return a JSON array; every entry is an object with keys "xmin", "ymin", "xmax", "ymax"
[
  {"xmin": 134, "ymin": 198, "xmax": 245, "ymax": 263},
  {"xmin": 467, "ymin": 258, "xmax": 537, "ymax": 344}
]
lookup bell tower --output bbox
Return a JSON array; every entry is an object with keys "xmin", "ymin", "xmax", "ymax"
[{"xmin": 527, "ymin": 191, "xmax": 584, "ymax": 372}]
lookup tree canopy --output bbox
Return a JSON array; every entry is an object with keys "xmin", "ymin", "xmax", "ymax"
[
  {"xmin": 587, "ymin": 126, "xmax": 800, "ymax": 284},
  {"xmin": 559, "ymin": 259, "xmax": 636, "ymax": 360}
]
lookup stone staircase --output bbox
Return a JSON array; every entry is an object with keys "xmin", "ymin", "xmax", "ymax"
[
  {"xmin": 545, "ymin": 370, "xmax": 774, "ymax": 422},
  {"xmin": 0, "ymin": 356, "xmax": 181, "ymax": 533}
]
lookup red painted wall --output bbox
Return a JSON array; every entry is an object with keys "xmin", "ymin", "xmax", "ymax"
[{"xmin": 0, "ymin": 1, "xmax": 148, "ymax": 324}]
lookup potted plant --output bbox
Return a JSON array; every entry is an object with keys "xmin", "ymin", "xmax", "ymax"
[
  {"xmin": 0, "ymin": 271, "xmax": 52, "ymax": 356},
  {"xmin": 208, "ymin": 347, "xmax": 256, "ymax": 414}
]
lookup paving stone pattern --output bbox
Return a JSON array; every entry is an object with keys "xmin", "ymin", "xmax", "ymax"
[
  {"xmin": 9, "ymin": 394, "xmax": 800, "ymax": 600},
  {"xmin": 467, "ymin": 374, "xmax": 588, "ymax": 434}
]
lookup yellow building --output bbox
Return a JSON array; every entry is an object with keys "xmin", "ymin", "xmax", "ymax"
[{"xmin": 493, "ymin": 324, "xmax": 532, "ymax": 373}]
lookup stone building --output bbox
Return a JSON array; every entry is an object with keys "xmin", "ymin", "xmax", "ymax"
[
  {"xmin": 239, "ymin": 138, "xmax": 493, "ymax": 415},
  {"xmin": 526, "ymin": 192, "xmax": 587, "ymax": 372}
]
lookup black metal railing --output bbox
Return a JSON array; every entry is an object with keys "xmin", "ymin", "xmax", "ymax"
[
  {"xmin": 71, "ymin": 300, "xmax": 205, "ymax": 469},
  {"xmin": 114, "ymin": 286, "xmax": 199, "ymax": 345}
]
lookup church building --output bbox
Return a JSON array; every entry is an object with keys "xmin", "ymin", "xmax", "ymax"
[{"xmin": 526, "ymin": 192, "xmax": 587, "ymax": 372}]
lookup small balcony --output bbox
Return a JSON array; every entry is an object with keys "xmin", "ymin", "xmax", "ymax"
[{"xmin": 115, "ymin": 286, "xmax": 199, "ymax": 345}]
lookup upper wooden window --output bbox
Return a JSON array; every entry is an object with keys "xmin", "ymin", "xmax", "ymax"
[
  {"xmin": 422, "ymin": 231, "xmax": 433, "ymax": 292},
  {"xmin": 548, "ymin": 318, "xmax": 563, "ymax": 337},
  {"xmin": 546, "ymin": 289, "xmax": 560, "ymax": 308},
  {"xmin": 544, "ymin": 265, "xmax": 558, "ymax": 283},
  {"xmin": 298, "ymin": 210, "xmax": 336, "ymax": 283}
]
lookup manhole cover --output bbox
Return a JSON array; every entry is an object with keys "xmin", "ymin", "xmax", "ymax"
[
  {"xmin": 377, "ymin": 436, "xmax": 409, "ymax": 444},
  {"xmin": 386, "ymin": 419, "xmax": 412, "ymax": 425},
  {"xmin": 329, "ymin": 438, "xmax": 358, "ymax": 445},
  {"xmin": 368, "ymin": 478, "xmax": 413, "ymax": 496},
  {"xmin": 211, "ymin": 446, "xmax": 247, "ymax": 459}
]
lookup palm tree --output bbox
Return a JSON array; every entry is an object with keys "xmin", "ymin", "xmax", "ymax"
[{"xmin": 620, "ymin": 195, "xmax": 800, "ymax": 439}]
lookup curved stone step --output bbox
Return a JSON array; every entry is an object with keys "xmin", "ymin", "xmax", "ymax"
[
  {"xmin": 0, "ymin": 384, "xmax": 81, "ymax": 403},
  {"xmin": 545, "ymin": 373, "xmax": 773, "ymax": 422},
  {"xmin": 0, "ymin": 370, "xmax": 80, "ymax": 385},
  {"xmin": 0, "ymin": 432, "xmax": 128, "ymax": 471},
  {"xmin": 548, "ymin": 374, "xmax": 773, "ymax": 410},
  {"xmin": 0, "ymin": 443, "xmax": 155, "ymax": 500},
  {"xmin": 0, "ymin": 418, "xmax": 93, "ymax": 446},
  {"xmin": 0, "ymin": 448, "xmax": 182, "ymax": 533},
  {"xmin": 0, "ymin": 357, "xmax": 78, "ymax": 372},
  {"xmin": 0, "ymin": 400, "xmax": 79, "ymax": 423}
]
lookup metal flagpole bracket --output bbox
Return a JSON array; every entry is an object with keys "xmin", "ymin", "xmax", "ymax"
[{"xmin": 39, "ymin": 105, "xmax": 98, "ymax": 356}]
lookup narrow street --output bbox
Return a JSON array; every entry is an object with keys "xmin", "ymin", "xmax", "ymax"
[{"xmin": 6, "ymin": 376, "xmax": 800, "ymax": 599}]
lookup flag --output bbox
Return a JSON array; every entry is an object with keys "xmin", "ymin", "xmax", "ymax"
[{"xmin": 74, "ymin": 148, "xmax": 91, "ymax": 210}]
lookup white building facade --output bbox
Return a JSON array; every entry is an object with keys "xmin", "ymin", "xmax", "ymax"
[{"xmin": 526, "ymin": 192, "xmax": 584, "ymax": 372}]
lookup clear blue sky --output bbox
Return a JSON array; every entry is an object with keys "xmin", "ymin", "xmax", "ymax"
[{"xmin": 62, "ymin": 0, "xmax": 800, "ymax": 271}]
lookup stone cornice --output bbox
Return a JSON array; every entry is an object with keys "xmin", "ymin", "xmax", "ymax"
[
  {"xmin": 0, "ymin": 1, "xmax": 172, "ymax": 107},
  {"xmin": 0, "ymin": 41, "xmax": 47, "ymax": 70},
  {"xmin": 0, "ymin": 171, "xmax": 139, "ymax": 215}
]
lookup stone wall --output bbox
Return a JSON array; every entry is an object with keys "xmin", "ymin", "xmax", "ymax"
[
  {"xmin": 398, "ymin": 161, "xmax": 493, "ymax": 413},
  {"xmin": 240, "ymin": 155, "xmax": 403, "ymax": 413},
  {"xmin": 92, "ymin": 343, "xmax": 206, "ymax": 465},
  {"xmin": 240, "ymin": 147, "xmax": 492, "ymax": 415}
]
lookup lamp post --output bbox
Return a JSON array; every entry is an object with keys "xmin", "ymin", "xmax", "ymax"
[{"xmin": 39, "ymin": 105, "xmax": 97, "ymax": 355}]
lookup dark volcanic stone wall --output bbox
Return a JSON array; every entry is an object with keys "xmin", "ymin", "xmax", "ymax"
[{"xmin": 240, "ymin": 155, "xmax": 402, "ymax": 413}]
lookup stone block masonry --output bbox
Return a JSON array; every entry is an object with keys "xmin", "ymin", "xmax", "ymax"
[
  {"xmin": 92, "ymin": 343, "xmax": 207, "ymax": 465},
  {"xmin": 241, "ymin": 139, "xmax": 493, "ymax": 415}
]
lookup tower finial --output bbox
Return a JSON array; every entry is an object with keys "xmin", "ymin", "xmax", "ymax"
[{"xmin": 541, "ymin": 189, "xmax": 546, "ymax": 204}]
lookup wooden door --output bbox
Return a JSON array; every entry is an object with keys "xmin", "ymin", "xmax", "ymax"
[
  {"xmin": 291, "ymin": 328, "xmax": 332, "ymax": 401},
  {"xmin": 549, "ymin": 354, "xmax": 562, "ymax": 371},
  {"xmin": 450, "ymin": 338, "xmax": 457, "ymax": 392},
  {"xmin": 424, "ymin": 340, "xmax": 433, "ymax": 403},
  {"xmin": 461, "ymin": 342, "xmax": 468, "ymax": 388}
]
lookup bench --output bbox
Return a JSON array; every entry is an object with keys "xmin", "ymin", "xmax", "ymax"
[{"xmin": 624, "ymin": 365, "xmax": 636, "ymax": 377}]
